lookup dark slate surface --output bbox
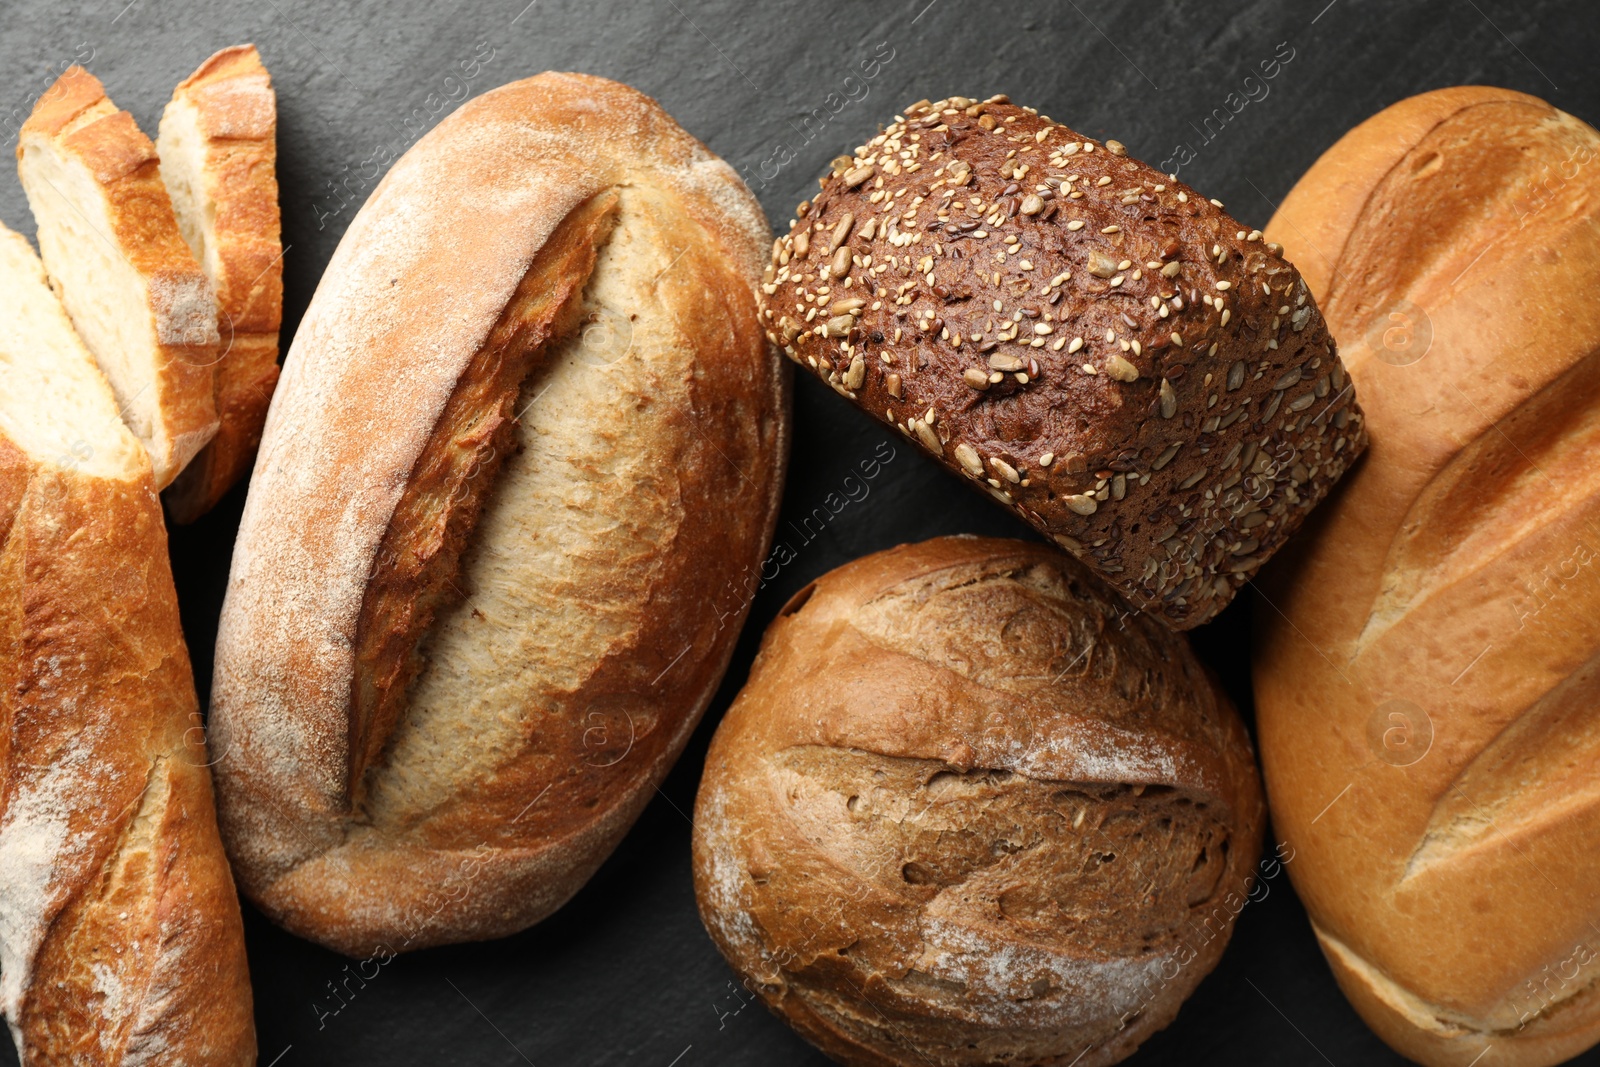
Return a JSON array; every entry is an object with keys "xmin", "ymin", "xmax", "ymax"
[{"xmin": 1, "ymin": 1, "xmax": 1596, "ymax": 1064}]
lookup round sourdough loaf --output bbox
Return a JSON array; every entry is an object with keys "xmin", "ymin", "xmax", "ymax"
[
  {"xmin": 1256, "ymin": 87, "xmax": 1600, "ymax": 1067},
  {"xmin": 759, "ymin": 95, "xmax": 1367, "ymax": 629},
  {"xmin": 211, "ymin": 73, "xmax": 788, "ymax": 956},
  {"xmin": 693, "ymin": 536, "xmax": 1264, "ymax": 1067}
]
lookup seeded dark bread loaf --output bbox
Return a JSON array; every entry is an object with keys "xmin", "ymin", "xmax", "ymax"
[
  {"xmin": 1256, "ymin": 88, "xmax": 1600, "ymax": 1067},
  {"xmin": 0, "ymin": 223, "xmax": 254, "ymax": 1064},
  {"xmin": 760, "ymin": 95, "xmax": 1367, "ymax": 629},
  {"xmin": 693, "ymin": 536, "xmax": 1264, "ymax": 1067},
  {"xmin": 211, "ymin": 73, "xmax": 788, "ymax": 957}
]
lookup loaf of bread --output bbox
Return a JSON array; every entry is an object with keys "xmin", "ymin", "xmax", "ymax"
[
  {"xmin": 693, "ymin": 536, "xmax": 1264, "ymax": 1067},
  {"xmin": 160, "ymin": 44, "xmax": 283, "ymax": 523},
  {"xmin": 211, "ymin": 73, "xmax": 788, "ymax": 957},
  {"xmin": 17, "ymin": 66, "xmax": 220, "ymax": 490},
  {"xmin": 759, "ymin": 95, "xmax": 1366, "ymax": 629},
  {"xmin": 1255, "ymin": 87, "xmax": 1600, "ymax": 1067},
  {"xmin": 0, "ymin": 223, "xmax": 254, "ymax": 1063}
]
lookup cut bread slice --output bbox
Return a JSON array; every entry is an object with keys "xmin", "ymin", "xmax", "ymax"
[
  {"xmin": 0, "ymin": 223, "xmax": 145, "ymax": 482},
  {"xmin": 159, "ymin": 44, "xmax": 283, "ymax": 522},
  {"xmin": 17, "ymin": 65, "xmax": 220, "ymax": 490}
]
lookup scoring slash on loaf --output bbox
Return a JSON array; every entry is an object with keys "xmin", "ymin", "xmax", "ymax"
[
  {"xmin": 760, "ymin": 94, "xmax": 1367, "ymax": 629},
  {"xmin": 693, "ymin": 536, "xmax": 1264, "ymax": 1067},
  {"xmin": 0, "ymin": 223, "xmax": 254, "ymax": 1064},
  {"xmin": 17, "ymin": 65, "xmax": 221, "ymax": 491},
  {"xmin": 211, "ymin": 72, "xmax": 789, "ymax": 957},
  {"xmin": 1255, "ymin": 88, "xmax": 1600, "ymax": 1067},
  {"xmin": 160, "ymin": 44, "xmax": 284, "ymax": 523}
]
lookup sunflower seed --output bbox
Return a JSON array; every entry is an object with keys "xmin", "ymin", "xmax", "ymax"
[
  {"xmin": 955, "ymin": 442, "xmax": 984, "ymax": 475},
  {"xmin": 828, "ymin": 213, "xmax": 856, "ymax": 253}
]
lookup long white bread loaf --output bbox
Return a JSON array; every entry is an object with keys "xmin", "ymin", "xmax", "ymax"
[
  {"xmin": 1256, "ymin": 87, "xmax": 1600, "ymax": 1067},
  {"xmin": 0, "ymin": 223, "xmax": 254, "ymax": 1064}
]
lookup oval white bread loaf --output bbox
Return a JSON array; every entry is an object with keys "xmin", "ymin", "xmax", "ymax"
[
  {"xmin": 0, "ymin": 223, "xmax": 254, "ymax": 1064},
  {"xmin": 16, "ymin": 66, "xmax": 220, "ymax": 491},
  {"xmin": 160, "ymin": 44, "xmax": 284, "ymax": 524},
  {"xmin": 1255, "ymin": 87, "xmax": 1600, "ymax": 1067},
  {"xmin": 693, "ymin": 536, "xmax": 1264, "ymax": 1067},
  {"xmin": 212, "ymin": 72, "xmax": 789, "ymax": 957}
]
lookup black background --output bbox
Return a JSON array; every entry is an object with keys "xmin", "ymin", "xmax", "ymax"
[{"xmin": 2, "ymin": 1, "xmax": 1597, "ymax": 1064}]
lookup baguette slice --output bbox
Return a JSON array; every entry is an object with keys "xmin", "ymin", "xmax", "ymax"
[
  {"xmin": 0, "ymin": 223, "xmax": 254, "ymax": 1063},
  {"xmin": 160, "ymin": 45, "xmax": 283, "ymax": 523},
  {"xmin": 17, "ymin": 65, "xmax": 220, "ymax": 491}
]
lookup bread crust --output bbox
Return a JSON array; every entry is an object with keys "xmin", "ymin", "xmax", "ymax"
[
  {"xmin": 1256, "ymin": 87, "xmax": 1600, "ymax": 1067},
  {"xmin": 211, "ymin": 72, "xmax": 788, "ymax": 957},
  {"xmin": 17, "ymin": 66, "xmax": 220, "ymax": 490},
  {"xmin": 760, "ymin": 95, "xmax": 1366, "ymax": 628},
  {"xmin": 693, "ymin": 536, "xmax": 1264, "ymax": 1067},
  {"xmin": 162, "ymin": 44, "xmax": 284, "ymax": 523},
  {"xmin": 0, "ymin": 226, "xmax": 253, "ymax": 1064}
]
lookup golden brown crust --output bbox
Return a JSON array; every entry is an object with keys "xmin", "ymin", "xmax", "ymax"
[
  {"xmin": 1257, "ymin": 87, "xmax": 1600, "ymax": 1067},
  {"xmin": 0, "ymin": 454, "xmax": 254, "ymax": 1065},
  {"xmin": 212, "ymin": 72, "xmax": 788, "ymax": 957},
  {"xmin": 693, "ymin": 536, "xmax": 1264, "ymax": 1067},
  {"xmin": 18, "ymin": 66, "xmax": 220, "ymax": 490},
  {"xmin": 162, "ymin": 44, "xmax": 283, "ymax": 523},
  {"xmin": 760, "ymin": 95, "xmax": 1366, "ymax": 629}
]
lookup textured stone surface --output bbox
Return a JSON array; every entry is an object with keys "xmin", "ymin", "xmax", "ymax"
[{"xmin": 1, "ymin": 0, "xmax": 1596, "ymax": 1063}]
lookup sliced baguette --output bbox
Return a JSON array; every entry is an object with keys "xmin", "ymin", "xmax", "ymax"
[
  {"xmin": 17, "ymin": 65, "xmax": 220, "ymax": 491},
  {"xmin": 160, "ymin": 44, "xmax": 283, "ymax": 522},
  {"xmin": 0, "ymin": 222, "xmax": 254, "ymax": 1063}
]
